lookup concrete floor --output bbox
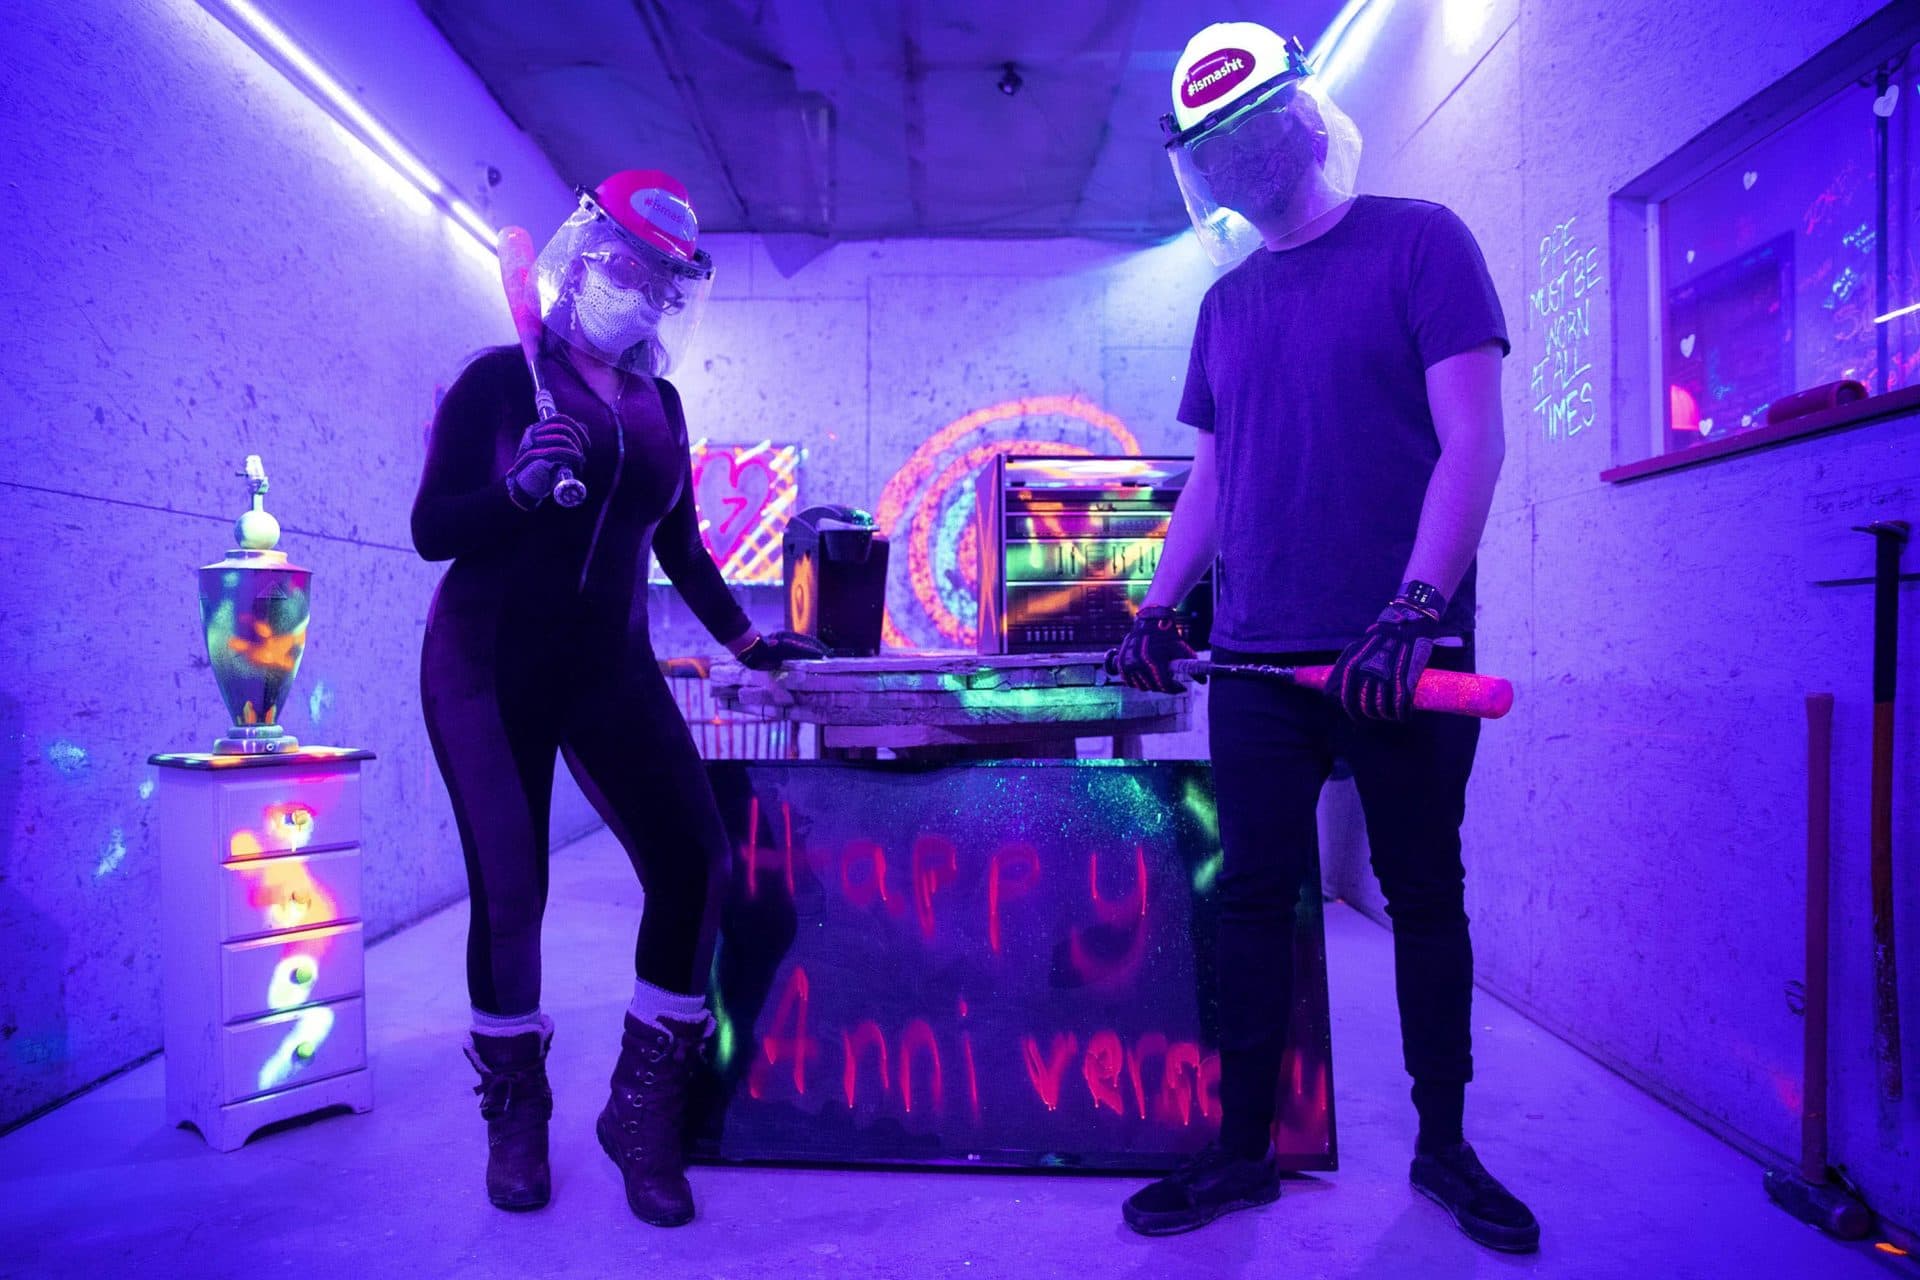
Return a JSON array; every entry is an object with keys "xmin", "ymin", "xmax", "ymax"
[{"xmin": 0, "ymin": 828, "xmax": 1906, "ymax": 1280}]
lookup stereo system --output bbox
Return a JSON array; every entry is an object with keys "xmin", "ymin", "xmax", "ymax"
[{"xmin": 974, "ymin": 455, "xmax": 1210, "ymax": 655}]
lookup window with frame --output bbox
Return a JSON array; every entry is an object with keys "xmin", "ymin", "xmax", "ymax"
[{"xmin": 1653, "ymin": 39, "xmax": 1916, "ymax": 454}]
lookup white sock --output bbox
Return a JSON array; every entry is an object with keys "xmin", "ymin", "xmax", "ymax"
[
  {"xmin": 628, "ymin": 978, "xmax": 711, "ymax": 1034},
  {"xmin": 471, "ymin": 1007, "xmax": 551, "ymax": 1041}
]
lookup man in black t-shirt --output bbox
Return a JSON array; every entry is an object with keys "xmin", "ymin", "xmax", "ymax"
[{"xmin": 1116, "ymin": 22, "xmax": 1539, "ymax": 1253}]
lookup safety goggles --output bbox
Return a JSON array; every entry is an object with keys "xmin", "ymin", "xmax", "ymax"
[{"xmin": 578, "ymin": 249, "xmax": 690, "ymax": 313}]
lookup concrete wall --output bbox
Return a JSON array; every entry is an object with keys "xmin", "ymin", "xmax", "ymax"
[
  {"xmin": 645, "ymin": 232, "xmax": 1222, "ymax": 685},
  {"xmin": 0, "ymin": 0, "xmax": 581, "ymax": 1127},
  {"xmin": 1312, "ymin": 0, "xmax": 1917, "ymax": 1229}
]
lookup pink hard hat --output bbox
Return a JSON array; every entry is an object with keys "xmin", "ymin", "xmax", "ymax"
[{"xmin": 589, "ymin": 169, "xmax": 701, "ymax": 264}]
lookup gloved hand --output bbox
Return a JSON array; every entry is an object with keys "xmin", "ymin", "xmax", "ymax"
[
  {"xmin": 505, "ymin": 415, "xmax": 588, "ymax": 510},
  {"xmin": 1329, "ymin": 582, "xmax": 1452, "ymax": 722},
  {"xmin": 1116, "ymin": 605, "xmax": 1195, "ymax": 692},
  {"xmin": 736, "ymin": 630, "xmax": 830, "ymax": 671}
]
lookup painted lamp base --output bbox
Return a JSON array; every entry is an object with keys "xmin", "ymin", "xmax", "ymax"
[{"xmin": 213, "ymin": 725, "xmax": 300, "ymax": 755}]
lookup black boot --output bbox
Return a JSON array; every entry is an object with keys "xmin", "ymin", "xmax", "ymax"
[
  {"xmin": 1410, "ymin": 1141, "xmax": 1540, "ymax": 1253},
  {"xmin": 596, "ymin": 1013, "xmax": 706, "ymax": 1227},
  {"xmin": 463, "ymin": 1024, "xmax": 554, "ymax": 1211}
]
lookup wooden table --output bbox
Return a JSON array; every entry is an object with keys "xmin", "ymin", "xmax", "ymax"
[{"xmin": 709, "ymin": 651, "xmax": 1188, "ymax": 759}]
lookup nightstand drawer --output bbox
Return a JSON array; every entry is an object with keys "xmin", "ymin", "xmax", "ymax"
[
  {"xmin": 221, "ymin": 923, "xmax": 364, "ymax": 1023},
  {"xmin": 221, "ymin": 849, "xmax": 361, "ymax": 940},
  {"xmin": 219, "ymin": 769, "xmax": 362, "ymax": 860},
  {"xmin": 224, "ymin": 997, "xmax": 366, "ymax": 1100}
]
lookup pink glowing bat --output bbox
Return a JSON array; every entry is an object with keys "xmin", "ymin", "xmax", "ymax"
[
  {"xmin": 1102, "ymin": 651, "xmax": 1514, "ymax": 719},
  {"xmin": 495, "ymin": 226, "xmax": 584, "ymax": 507}
]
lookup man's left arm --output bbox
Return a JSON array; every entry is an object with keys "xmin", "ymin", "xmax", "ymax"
[
  {"xmin": 1330, "ymin": 342, "xmax": 1505, "ymax": 720},
  {"xmin": 1403, "ymin": 342, "xmax": 1506, "ymax": 601}
]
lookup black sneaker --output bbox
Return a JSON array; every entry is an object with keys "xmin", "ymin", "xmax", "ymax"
[
  {"xmin": 1410, "ymin": 1141, "xmax": 1540, "ymax": 1253},
  {"xmin": 1122, "ymin": 1143, "xmax": 1281, "ymax": 1236}
]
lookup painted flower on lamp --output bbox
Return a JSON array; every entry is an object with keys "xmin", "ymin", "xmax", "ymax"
[{"xmin": 199, "ymin": 456, "xmax": 311, "ymax": 754}]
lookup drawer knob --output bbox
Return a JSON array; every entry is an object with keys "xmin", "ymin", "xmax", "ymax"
[
  {"xmin": 273, "ymin": 806, "xmax": 316, "ymax": 849},
  {"xmin": 268, "ymin": 955, "xmax": 322, "ymax": 1012},
  {"xmin": 266, "ymin": 889, "xmax": 314, "ymax": 930},
  {"xmin": 258, "ymin": 1006, "xmax": 338, "ymax": 1093}
]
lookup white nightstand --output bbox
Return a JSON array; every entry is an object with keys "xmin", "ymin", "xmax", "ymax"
[{"xmin": 151, "ymin": 747, "xmax": 376, "ymax": 1150}]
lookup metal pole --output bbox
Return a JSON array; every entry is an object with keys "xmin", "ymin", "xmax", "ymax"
[{"xmin": 1876, "ymin": 65, "xmax": 1891, "ymax": 393}]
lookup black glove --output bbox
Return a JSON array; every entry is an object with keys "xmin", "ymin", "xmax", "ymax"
[
  {"xmin": 737, "ymin": 630, "xmax": 830, "ymax": 671},
  {"xmin": 1329, "ymin": 582, "xmax": 1452, "ymax": 722},
  {"xmin": 1116, "ymin": 605, "xmax": 1195, "ymax": 693},
  {"xmin": 505, "ymin": 415, "xmax": 588, "ymax": 510}
]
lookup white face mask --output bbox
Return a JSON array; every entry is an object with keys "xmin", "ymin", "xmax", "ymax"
[{"xmin": 571, "ymin": 262, "xmax": 660, "ymax": 356}]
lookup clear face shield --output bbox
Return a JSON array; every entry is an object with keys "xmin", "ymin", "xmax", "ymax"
[
  {"xmin": 534, "ymin": 194, "xmax": 715, "ymax": 377},
  {"xmin": 1163, "ymin": 74, "xmax": 1363, "ymax": 267}
]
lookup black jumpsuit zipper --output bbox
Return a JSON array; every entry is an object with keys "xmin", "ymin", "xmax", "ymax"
[{"xmin": 577, "ymin": 378, "xmax": 628, "ymax": 592}]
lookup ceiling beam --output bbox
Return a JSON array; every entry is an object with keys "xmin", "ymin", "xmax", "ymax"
[{"xmin": 630, "ymin": 0, "xmax": 752, "ymax": 224}]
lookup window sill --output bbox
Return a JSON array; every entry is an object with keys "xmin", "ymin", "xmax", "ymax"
[{"xmin": 1600, "ymin": 384, "xmax": 1920, "ymax": 484}]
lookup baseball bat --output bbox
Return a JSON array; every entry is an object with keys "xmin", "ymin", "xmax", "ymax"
[
  {"xmin": 1100, "ymin": 652, "xmax": 1514, "ymax": 720},
  {"xmin": 495, "ymin": 226, "xmax": 586, "ymax": 509}
]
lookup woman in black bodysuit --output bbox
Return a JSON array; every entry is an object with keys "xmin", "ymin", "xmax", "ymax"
[{"xmin": 412, "ymin": 169, "xmax": 821, "ymax": 1227}]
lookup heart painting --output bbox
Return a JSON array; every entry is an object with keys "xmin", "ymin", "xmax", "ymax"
[{"xmin": 693, "ymin": 447, "xmax": 779, "ymax": 572}]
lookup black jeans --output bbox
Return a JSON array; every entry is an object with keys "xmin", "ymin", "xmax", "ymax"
[{"xmin": 1208, "ymin": 643, "xmax": 1480, "ymax": 1155}]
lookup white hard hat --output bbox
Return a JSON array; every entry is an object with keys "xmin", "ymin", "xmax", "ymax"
[
  {"xmin": 1168, "ymin": 21, "xmax": 1303, "ymax": 134},
  {"xmin": 1160, "ymin": 21, "xmax": 1361, "ymax": 267}
]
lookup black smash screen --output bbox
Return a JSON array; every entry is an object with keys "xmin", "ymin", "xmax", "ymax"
[{"xmin": 693, "ymin": 761, "xmax": 1335, "ymax": 1172}]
